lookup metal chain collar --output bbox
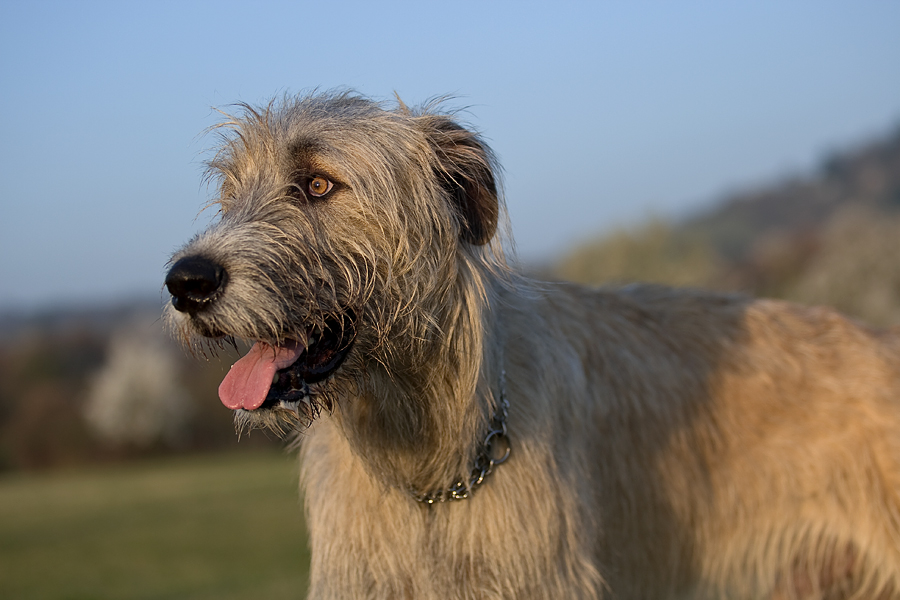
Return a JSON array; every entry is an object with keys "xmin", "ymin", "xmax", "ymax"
[{"xmin": 412, "ymin": 369, "xmax": 511, "ymax": 504}]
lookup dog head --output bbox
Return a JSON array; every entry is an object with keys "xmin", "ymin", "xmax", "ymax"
[{"xmin": 164, "ymin": 91, "xmax": 503, "ymax": 433}]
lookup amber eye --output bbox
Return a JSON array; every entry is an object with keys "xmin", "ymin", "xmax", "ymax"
[{"xmin": 307, "ymin": 176, "xmax": 334, "ymax": 198}]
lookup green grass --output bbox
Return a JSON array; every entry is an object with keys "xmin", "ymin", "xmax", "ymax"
[{"xmin": 0, "ymin": 451, "xmax": 310, "ymax": 600}]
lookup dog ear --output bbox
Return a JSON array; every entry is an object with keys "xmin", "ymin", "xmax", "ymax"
[{"xmin": 424, "ymin": 116, "xmax": 499, "ymax": 246}]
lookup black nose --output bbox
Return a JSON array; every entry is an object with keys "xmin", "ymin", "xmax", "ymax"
[{"xmin": 165, "ymin": 256, "xmax": 227, "ymax": 315}]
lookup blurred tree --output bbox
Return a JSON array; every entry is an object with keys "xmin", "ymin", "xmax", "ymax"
[
  {"xmin": 784, "ymin": 209, "xmax": 900, "ymax": 327},
  {"xmin": 554, "ymin": 219, "xmax": 722, "ymax": 288},
  {"xmin": 84, "ymin": 324, "xmax": 193, "ymax": 448}
]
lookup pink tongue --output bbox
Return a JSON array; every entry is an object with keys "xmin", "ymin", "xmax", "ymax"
[{"xmin": 218, "ymin": 341, "xmax": 305, "ymax": 410}]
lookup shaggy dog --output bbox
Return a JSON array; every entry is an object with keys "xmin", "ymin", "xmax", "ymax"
[{"xmin": 165, "ymin": 92, "xmax": 900, "ymax": 599}]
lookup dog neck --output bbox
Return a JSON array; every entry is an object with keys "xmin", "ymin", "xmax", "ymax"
[
  {"xmin": 333, "ymin": 254, "xmax": 511, "ymax": 498},
  {"xmin": 410, "ymin": 366, "xmax": 511, "ymax": 503}
]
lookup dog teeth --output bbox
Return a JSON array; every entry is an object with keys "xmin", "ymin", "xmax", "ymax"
[
  {"xmin": 278, "ymin": 399, "xmax": 301, "ymax": 416},
  {"xmin": 286, "ymin": 398, "xmax": 316, "ymax": 423}
]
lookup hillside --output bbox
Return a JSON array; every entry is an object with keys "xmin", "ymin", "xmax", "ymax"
[
  {"xmin": 555, "ymin": 125, "xmax": 900, "ymax": 327},
  {"xmin": 684, "ymin": 124, "xmax": 900, "ymax": 261}
]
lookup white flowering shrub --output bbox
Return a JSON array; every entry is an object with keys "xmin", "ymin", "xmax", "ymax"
[{"xmin": 85, "ymin": 324, "xmax": 192, "ymax": 447}]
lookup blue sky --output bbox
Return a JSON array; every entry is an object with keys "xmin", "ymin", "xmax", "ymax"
[{"xmin": 1, "ymin": 1, "xmax": 899, "ymax": 310}]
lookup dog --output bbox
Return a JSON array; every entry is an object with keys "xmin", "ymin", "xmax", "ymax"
[{"xmin": 164, "ymin": 91, "xmax": 900, "ymax": 599}]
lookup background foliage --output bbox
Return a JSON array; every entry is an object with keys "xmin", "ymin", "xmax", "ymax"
[{"xmin": 554, "ymin": 126, "xmax": 900, "ymax": 327}]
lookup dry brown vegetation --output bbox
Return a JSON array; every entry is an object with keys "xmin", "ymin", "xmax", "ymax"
[{"xmin": 555, "ymin": 126, "xmax": 900, "ymax": 328}]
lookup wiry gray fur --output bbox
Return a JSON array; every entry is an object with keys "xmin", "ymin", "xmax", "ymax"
[{"xmin": 167, "ymin": 91, "xmax": 900, "ymax": 599}]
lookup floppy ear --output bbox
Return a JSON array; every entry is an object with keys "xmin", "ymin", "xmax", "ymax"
[{"xmin": 423, "ymin": 116, "xmax": 499, "ymax": 246}]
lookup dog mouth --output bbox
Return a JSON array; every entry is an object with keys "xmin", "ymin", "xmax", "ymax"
[{"xmin": 218, "ymin": 313, "xmax": 356, "ymax": 415}]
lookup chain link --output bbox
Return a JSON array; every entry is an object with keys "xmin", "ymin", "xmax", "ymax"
[{"xmin": 412, "ymin": 369, "xmax": 510, "ymax": 504}]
